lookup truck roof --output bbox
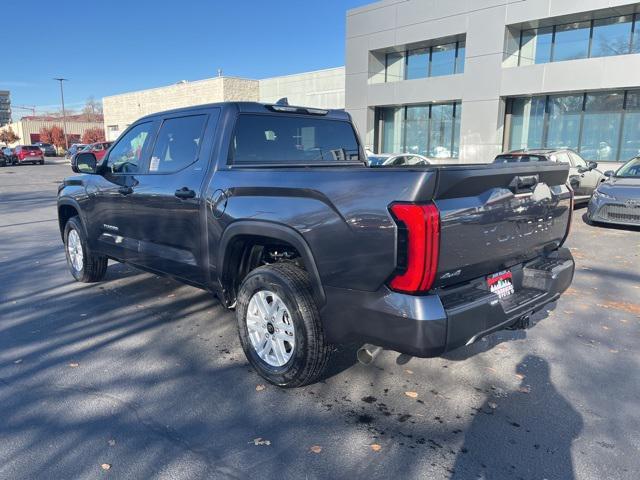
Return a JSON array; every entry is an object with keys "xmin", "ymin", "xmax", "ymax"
[{"xmin": 137, "ymin": 101, "xmax": 351, "ymax": 123}]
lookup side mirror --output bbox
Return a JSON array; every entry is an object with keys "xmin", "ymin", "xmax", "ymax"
[
  {"xmin": 588, "ymin": 161, "xmax": 598, "ymax": 170},
  {"xmin": 72, "ymin": 152, "xmax": 98, "ymax": 174},
  {"xmin": 604, "ymin": 170, "xmax": 615, "ymax": 177}
]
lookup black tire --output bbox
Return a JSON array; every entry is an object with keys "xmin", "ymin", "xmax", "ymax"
[
  {"xmin": 40, "ymin": 160, "xmax": 45, "ymax": 165},
  {"xmin": 63, "ymin": 216, "xmax": 108, "ymax": 282},
  {"xmin": 236, "ymin": 263, "xmax": 331, "ymax": 388}
]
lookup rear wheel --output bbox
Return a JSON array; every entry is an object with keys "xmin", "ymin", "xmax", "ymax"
[
  {"xmin": 236, "ymin": 263, "xmax": 331, "ymax": 388},
  {"xmin": 39, "ymin": 160, "xmax": 45, "ymax": 165},
  {"xmin": 64, "ymin": 216, "xmax": 107, "ymax": 282}
]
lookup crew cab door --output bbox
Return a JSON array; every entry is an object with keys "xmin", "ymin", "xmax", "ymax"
[
  {"xmin": 90, "ymin": 121, "xmax": 157, "ymax": 263},
  {"xmin": 119, "ymin": 110, "xmax": 219, "ymax": 284}
]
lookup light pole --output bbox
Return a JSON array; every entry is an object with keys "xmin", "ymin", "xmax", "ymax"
[{"xmin": 54, "ymin": 78, "xmax": 69, "ymax": 151}]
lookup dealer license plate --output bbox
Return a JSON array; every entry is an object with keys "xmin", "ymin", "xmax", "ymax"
[{"xmin": 487, "ymin": 270, "xmax": 514, "ymax": 299}]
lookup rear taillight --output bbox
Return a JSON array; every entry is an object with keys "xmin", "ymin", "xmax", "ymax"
[{"xmin": 388, "ymin": 203, "xmax": 440, "ymax": 294}]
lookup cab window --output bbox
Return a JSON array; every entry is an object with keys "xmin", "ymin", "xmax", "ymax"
[
  {"xmin": 105, "ymin": 122, "xmax": 153, "ymax": 174},
  {"xmin": 570, "ymin": 152, "xmax": 587, "ymax": 168},
  {"xmin": 149, "ymin": 115, "xmax": 207, "ymax": 173},
  {"xmin": 552, "ymin": 152, "xmax": 572, "ymax": 165}
]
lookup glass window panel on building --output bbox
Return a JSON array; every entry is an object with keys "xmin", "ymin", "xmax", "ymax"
[
  {"xmin": 452, "ymin": 104, "xmax": 462, "ymax": 157},
  {"xmin": 430, "ymin": 43, "xmax": 456, "ymax": 77},
  {"xmin": 621, "ymin": 91, "xmax": 640, "ymax": 160},
  {"xmin": 406, "ymin": 48, "xmax": 429, "ymax": 80},
  {"xmin": 405, "ymin": 106, "xmax": 429, "ymax": 155},
  {"xmin": 385, "ymin": 52, "xmax": 404, "ymax": 82},
  {"xmin": 508, "ymin": 97, "xmax": 546, "ymax": 150},
  {"xmin": 455, "ymin": 42, "xmax": 465, "ymax": 73},
  {"xmin": 546, "ymin": 94, "xmax": 583, "ymax": 150},
  {"xmin": 429, "ymin": 104, "xmax": 454, "ymax": 157},
  {"xmin": 591, "ymin": 16, "xmax": 632, "ymax": 57},
  {"xmin": 381, "ymin": 107, "xmax": 404, "ymax": 153},
  {"xmin": 634, "ymin": 16, "xmax": 640, "ymax": 53},
  {"xmin": 553, "ymin": 22, "xmax": 591, "ymax": 61},
  {"xmin": 579, "ymin": 91, "xmax": 624, "ymax": 161},
  {"xmin": 520, "ymin": 27, "xmax": 553, "ymax": 65}
]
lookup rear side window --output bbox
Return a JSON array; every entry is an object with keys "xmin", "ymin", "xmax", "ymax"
[
  {"xmin": 230, "ymin": 114, "xmax": 361, "ymax": 165},
  {"xmin": 494, "ymin": 154, "xmax": 545, "ymax": 163},
  {"xmin": 23, "ymin": 146, "xmax": 39, "ymax": 151},
  {"xmin": 149, "ymin": 115, "xmax": 207, "ymax": 173},
  {"xmin": 551, "ymin": 152, "xmax": 572, "ymax": 165}
]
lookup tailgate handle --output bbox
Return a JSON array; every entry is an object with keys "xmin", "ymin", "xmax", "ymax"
[{"xmin": 509, "ymin": 174, "xmax": 539, "ymax": 193}]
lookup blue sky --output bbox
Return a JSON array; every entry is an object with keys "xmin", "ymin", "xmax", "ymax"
[{"xmin": 2, "ymin": 0, "xmax": 370, "ymax": 114}]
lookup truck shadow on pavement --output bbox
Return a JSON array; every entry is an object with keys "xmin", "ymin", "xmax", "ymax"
[
  {"xmin": 0, "ymin": 240, "xmax": 583, "ymax": 479},
  {"xmin": 450, "ymin": 355, "xmax": 583, "ymax": 480}
]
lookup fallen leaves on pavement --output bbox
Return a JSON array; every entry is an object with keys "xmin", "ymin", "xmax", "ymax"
[
  {"xmin": 370, "ymin": 444, "xmax": 382, "ymax": 452},
  {"xmin": 100, "ymin": 463, "xmax": 111, "ymax": 471},
  {"xmin": 251, "ymin": 438, "xmax": 271, "ymax": 446},
  {"xmin": 309, "ymin": 445, "xmax": 322, "ymax": 453},
  {"xmin": 404, "ymin": 391, "xmax": 418, "ymax": 399},
  {"xmin": 68, "ymin": 362, "xmax": 79, "ymax": 368},
  {"xmin": 255, "ymin": 384, "xmax": 266, "ymax": 391}
]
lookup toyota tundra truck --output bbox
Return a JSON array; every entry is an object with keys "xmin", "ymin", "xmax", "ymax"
[{"xmin": 57, "ymin": 101, "xmax": 575, "ymax": 387}]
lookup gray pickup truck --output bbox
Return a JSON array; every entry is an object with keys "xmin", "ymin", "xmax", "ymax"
[{"xmin": 58, "ymin": 101, "xmax": 575, "ymax": 387}]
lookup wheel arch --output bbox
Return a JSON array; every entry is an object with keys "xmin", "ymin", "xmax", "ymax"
[
  {"xmin": 57, "ymin": 199, "xmax": 85, "ymax": 241},
  {"xmin": 218, "ymin": 221, "xmax": 325, "ymax": 308}
]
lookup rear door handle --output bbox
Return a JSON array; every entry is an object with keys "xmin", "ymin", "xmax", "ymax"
[
  {"xmin": 118, "ymin": 186, "xmax": 133, "ymax": 195},
  {"xmin": 175, "ymin": 187, "xmax": 196, "ymax": 199}
]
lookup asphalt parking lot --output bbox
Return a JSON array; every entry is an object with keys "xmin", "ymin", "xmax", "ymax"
[{"xmin": 1, "ymin": 161, "xmax": 639, "ymax": 480}]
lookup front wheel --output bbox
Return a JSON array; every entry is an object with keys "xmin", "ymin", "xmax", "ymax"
[
  {"xmin": 236, "ymin": 263, "xmax": 331, "ymax": 388},
  {"xmin": 64, "ymin": 216, "xmax": 108, "ymax": 282}
]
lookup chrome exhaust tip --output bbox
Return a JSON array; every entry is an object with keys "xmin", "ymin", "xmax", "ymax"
[{"xmin": 357, "ymin": 344, "xmax": 383, "ymax": 365}]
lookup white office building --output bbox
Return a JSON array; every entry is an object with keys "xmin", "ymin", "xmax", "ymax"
[{"xmin": 345, "ymin": 0, "xmax": 640, "ymax": 164}]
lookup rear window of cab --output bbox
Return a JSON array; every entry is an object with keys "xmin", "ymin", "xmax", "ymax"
[{"xmin": 229, "ymin": 114, "xmax": 362, "ymax": 165}]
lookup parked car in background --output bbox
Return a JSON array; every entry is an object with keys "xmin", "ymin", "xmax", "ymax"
[
  {"xmin": 80, "ymin": 141, "xmax": 112, "ymax": 161},
  {"xmin": 494, "ymin": 149, "xmax": 605, "ymax": 204},
  {"xmin": 586, "ymin": 157, "xmax": 640, "ymax": 227},
  {"xmin": 66, "ymin": 144, "xmax": 87, "ymax": 159},
  {"xmin": 13, "ymin": 145, "xmax": 44, "ymax": 165},
  {"xmin": 0, "ymin": 149, "xmax": 7, "ymax": 167},
  {"xmin": 33, "ymin": 142, "xmax": 57, "ymax": 157},
  {"xmin": 367, "ymin": 153, "xmax": 430, "ymax": 167}
]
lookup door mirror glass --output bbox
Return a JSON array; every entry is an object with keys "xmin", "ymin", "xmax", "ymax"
[
  {"xmin": 72, "ymin": 152, "xmax": 97, "ymax": 174},
  {"xmin": 587, "ymin": 160, "xmax": 598, "ymax": 170},
  {"xmin": 604, "ymin": 170, "xmax": 615, "ymax": 177}
]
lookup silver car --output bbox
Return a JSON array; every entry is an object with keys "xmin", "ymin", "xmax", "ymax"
[
  {"xmin": 586, "ymin": 157, "xmax": 640, "ymax": 227},
  {"xmin": 367, "ymin": 153, "xmax": 430, "ymax": 167}
]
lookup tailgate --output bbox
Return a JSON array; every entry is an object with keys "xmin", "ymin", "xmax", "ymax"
[{"xmin": 432, "ymin": 163, "xmax": 571, "ymax": 288}]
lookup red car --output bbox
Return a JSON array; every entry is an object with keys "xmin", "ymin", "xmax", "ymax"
[
  {"xmin": 81, "ymin": 142, "xmax": 113, "ymax": 161},
  {"xmin": 14, "ymin": 145, "xmax": 44, "ymax": 165}
]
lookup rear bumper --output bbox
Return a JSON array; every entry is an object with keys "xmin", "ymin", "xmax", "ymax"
[{"xmin": 320, "ymin": 248, "xmax": 574, "ymax": 357}]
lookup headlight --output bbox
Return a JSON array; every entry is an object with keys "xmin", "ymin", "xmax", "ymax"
[{"xmin": 593, "ymin": 189, "xmax": 615, "ymax": 200}]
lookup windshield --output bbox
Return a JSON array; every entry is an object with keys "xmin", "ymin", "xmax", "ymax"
[{"xmin": 616, "ymin": 157, "xmax": 640, "ymax": 177}]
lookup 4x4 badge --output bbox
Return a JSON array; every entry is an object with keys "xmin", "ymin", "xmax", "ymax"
[{"xmin": 441, "ymin": 269, "xmax": 461, "ymax": 279}]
